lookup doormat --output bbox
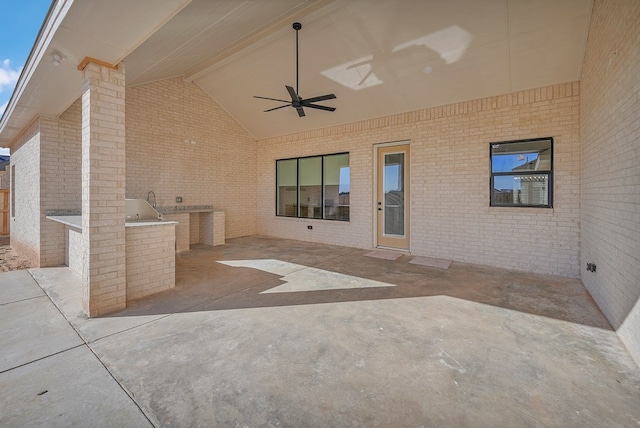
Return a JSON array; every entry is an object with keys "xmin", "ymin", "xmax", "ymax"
[
  {"xmin": 365, "ymin": 250, "xmax": 404, "ymax": 261},
  {"xmin": 409, "ymin": 256, "xmax": 452, "ymax": 269}
]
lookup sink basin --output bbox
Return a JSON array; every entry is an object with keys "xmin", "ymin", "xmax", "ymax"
[{"xmin": 125, "ymin": 199, "xmax": 162, "ymax": 221}]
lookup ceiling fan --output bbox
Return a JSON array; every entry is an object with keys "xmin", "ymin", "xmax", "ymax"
[{"xmin": 254, "ymin": 22, "xmax": 336, "ymax": 118}]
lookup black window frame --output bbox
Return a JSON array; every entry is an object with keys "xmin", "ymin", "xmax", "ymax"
[
  {"xmin": 276, "ymin": 152, "xmax": 350, "ymax": 221},
  {"xmin": 490, "ymin": 137, "xmax": 553, "ymax": 208}
]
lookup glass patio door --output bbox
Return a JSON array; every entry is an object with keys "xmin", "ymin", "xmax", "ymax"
[{"xmin": 376, "ymin": 144, "xmax": 410, "ymax": 250}]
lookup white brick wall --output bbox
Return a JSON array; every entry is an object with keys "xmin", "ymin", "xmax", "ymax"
[
  {"xmin": 257, "ymin": 82, "xmax": 581, "ymax": 278},
  {"xmin": 10, "ymin": 121, "xmax": 42, "ymax": 265},
  {"xmin": 66, "ymin": 225, "xmax": 83, "ymax": 275},
  {"xmin": 580, "ymin": 0, "xmax": 640, "ymax": 365},
  {"xmin": 9, "ymin": 104, "xmax": 82, "ymax": 268},
  {"xmin": 53, "ymin": 99, "xmax": 82, "ymax": 210},
  {"xmin": 125, "ymin": 77, "xmax": 257, "ymax": 239},
  {"xmin": 0, "ymin": 167, "xmax": 9, "ymax": 189},
  {"xmin": 125, "ymin": 224, "xmax": 175, "ymax": 301}
]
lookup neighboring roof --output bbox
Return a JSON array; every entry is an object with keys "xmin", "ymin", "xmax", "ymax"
[
  {"xmin": 0, "ymin": 155, "xmax": 9, "ymax": 171},
  {"xmin": 0, "ymin": 0, "xmax": 594, "ymax": 145}
]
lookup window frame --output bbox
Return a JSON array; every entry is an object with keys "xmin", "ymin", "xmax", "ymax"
[
  {"xmin": 276, "ymin": 152, "xmax": 350, "ymax": 221},
  {"xmin": 489, "ymin": 137, "xmax": 553, "ymax": 208}
]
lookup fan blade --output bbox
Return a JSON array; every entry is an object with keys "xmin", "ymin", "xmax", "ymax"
[
  {"xmin": 295, "ymin": 107, "xmax": 305, "ymax": 117},
  {"xmin": 254, "ymin": 95, "xmax": 290, "ymax": 103},
  {"xmin": 304, "ymin": 104, "xmax": 336, "ymax": 112},
  {"xmin": 302, "ymin": 93, "xmax": 336, "ymax": 104},
  {"xmin": 286, "ymin": 85, "xmax": 299, "ymax": 102},
  {"xmin": 264, "ymin": 104, "xmax": 290, "ymax": 112}
]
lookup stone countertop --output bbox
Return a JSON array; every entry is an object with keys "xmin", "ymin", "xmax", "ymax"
[
  {"xmin": 124, "ymin": 220, "xmax": 177, "ymax": 227},
  {"xmin": 46, "ymin": 206, "xmax": 218, "ymax": 216},
  {"xmin": 46, "ymin": 210, "xmax": 81, "ymax": 216},
  {"xmin": 157, "ymin": 205, "xmax": 215, "ymax": 214},
  {"xmin": 45, "ymin": 215, "xmax": 82, "ymax": 229},
  {"xmin": 46, "ymin": 215, "xmax": 177, "ymax": 228}
]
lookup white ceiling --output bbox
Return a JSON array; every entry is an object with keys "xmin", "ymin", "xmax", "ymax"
[{"xmin": 1, "ymin": 0, "xmax": 593, "ymax": 145}]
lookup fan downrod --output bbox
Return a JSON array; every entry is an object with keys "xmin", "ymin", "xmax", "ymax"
[{"xmin": 253, "ymin": 21, "xmax": 336, "ymax": 117}]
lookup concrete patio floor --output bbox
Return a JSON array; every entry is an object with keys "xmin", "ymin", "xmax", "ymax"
[{"xmin": 1, "ymin": 235, "xmax": 639, "ymax": 427}]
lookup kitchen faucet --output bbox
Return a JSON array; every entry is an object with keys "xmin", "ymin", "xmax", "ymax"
[{"xmin": 147, "ymin": 191, "xmax": 156, "ymax": 208}]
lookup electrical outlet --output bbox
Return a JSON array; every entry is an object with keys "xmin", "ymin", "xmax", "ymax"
[{"xmin": 176, "ymin": 196, "xmax": 183, "ymax": 203}]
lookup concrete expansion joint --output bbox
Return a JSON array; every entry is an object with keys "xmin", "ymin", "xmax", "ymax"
[
  {"xmin": 0, "ymin": 343, "xmax": 86, "ymax": 375},
  {"xmin": 311, "ymin": 249, "xmax": 363, "ymax": 270},
  {"xmin": 81, "ymin": 338, "xmax": 156, "ymax": 427},
  {"xmin": 23, "ymin": 269, "xmax": 156, "ymax": 427},
  {"xmin": 88, "ymin": 313, "xmax": 174, "ymax": 345},
  {"xmin": 0, "ymin": 294, "xmax": 45, "ymax": 307}
]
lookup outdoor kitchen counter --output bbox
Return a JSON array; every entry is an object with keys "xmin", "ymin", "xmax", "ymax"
[
  {"xmin": 158, "ymin": 206, "xmax": 225, "ymax": 251},
  {"xmin": 46, "ymin": 215, "xmax": 178, "ymax": 228},
  {"xmin": 156, "ymin": 205, "xmax": 214, "ymax": 214},
  {"xmin": 45, "ymin": 215, "xmax": 82, "ymax": 229},
  {"xmin": 46, "ymin": 215, "xmax": 178, "ymax": 303},
  {"xmin": 45, "ymin": 215, "xmax": 84, "ymax": 276}
]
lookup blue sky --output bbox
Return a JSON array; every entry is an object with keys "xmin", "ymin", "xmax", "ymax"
[{"xmin": 0, "ymin": 0, "xmax": 51, "ymax": 155}]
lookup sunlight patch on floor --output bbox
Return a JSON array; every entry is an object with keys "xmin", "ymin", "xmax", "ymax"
[{"xmin": 218, "ymin": 259, "xmax": 396, "ymax": 293}]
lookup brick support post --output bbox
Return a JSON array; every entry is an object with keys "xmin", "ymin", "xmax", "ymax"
[{"xmin": 81, "ymin": 62, "xmax": 126, "ymax": 316}]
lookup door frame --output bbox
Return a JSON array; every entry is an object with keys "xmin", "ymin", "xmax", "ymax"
[{"xmin": 373, "ymin": 140, "xmax": 411, "ymax": 251}]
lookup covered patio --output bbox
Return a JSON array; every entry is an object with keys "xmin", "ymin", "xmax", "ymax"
[
  {"xmin": 0, "ymin": 1, "xmax": 639, "ymax": 424},
  {"xmin": 2, "ymin": 236, "xmax": 639, "ymax": 426}
]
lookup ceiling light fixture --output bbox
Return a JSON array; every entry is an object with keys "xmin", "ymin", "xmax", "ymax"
[{"xmin": 51, "ymin": 51, "xmax": 65, "ymax": 66}]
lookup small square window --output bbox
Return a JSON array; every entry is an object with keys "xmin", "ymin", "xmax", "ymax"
[{"xmin": 490, "ymin": 138, "xmax": 553, "ymax": 208}]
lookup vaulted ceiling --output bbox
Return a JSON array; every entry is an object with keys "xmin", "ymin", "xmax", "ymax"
[{"xmin": 0, "ymin": 0, "xmax": 593, "ymax": 144}]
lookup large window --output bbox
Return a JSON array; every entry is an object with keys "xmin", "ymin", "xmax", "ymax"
[
  {"xmin": 490, "ymin": 137, "xmax": 553, "ymax": 208},
  {"xmin": 277, "ymin": 153, "xmax": 350, "ymax": 221}
]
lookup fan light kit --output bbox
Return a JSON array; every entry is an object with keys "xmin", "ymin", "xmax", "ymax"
[{"xmin": 254, "ymin": 22, "xmax": 336, "ymax": 117}]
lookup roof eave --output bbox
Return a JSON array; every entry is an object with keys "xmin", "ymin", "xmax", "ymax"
[{"xmin": 0, "ymin": 0, "xmax": 73, "ymax": 147}]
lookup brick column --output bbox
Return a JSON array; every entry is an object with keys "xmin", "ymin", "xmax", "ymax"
[{"xmin": 81, "ymin": 61, "xmax": 126, "ymax": 316}]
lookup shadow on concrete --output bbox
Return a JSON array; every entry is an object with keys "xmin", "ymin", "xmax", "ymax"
[{"xmin": 106, "ymin": 237, "xmax": 612, "ymax": 331}]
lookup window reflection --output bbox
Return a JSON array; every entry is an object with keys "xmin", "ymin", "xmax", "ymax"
[{"xmin": 491, "ymin": 138, "xmax": 553, "ymax": 207}]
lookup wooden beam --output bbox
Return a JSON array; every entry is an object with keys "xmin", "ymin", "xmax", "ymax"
[{"xmin": 77, "ymin": 57, "xmax": 118, "ymax": 71}]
